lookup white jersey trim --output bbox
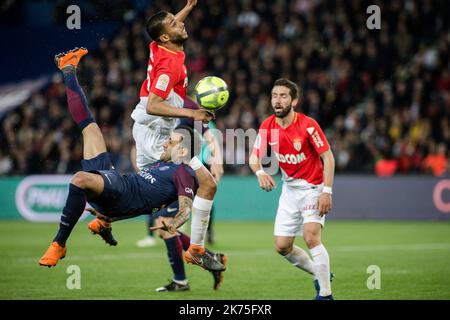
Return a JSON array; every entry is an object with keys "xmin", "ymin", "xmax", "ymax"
[
  {"xmin": 133, "ymin": 89, "xmax": 184, "ymax": 126},
  {"xmin": 280, "ymin": 167, "xmax": 321, "ymax": 189}
]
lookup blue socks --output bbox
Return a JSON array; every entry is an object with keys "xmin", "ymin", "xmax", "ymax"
[
  {"xmin": 54, "ymin": 184, "xmax": 86, "ymax": 246},
  {"xmin": 164, "ymin": 237, "xmax": 186, "ymax": 282},
  {"xmin": 63, "ymin": 68, "xmax": 95, "ymax": 131}
]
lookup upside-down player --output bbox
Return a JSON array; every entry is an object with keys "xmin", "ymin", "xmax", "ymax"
[
  {"xmin": 130, "ymin": 0, "xmax": 226, "ymax": 291},
  {"xmin": 250, "ymin": 79, "xmax": 335, "ymax": 300},
  {"xmin": 38, "ymin": 48, "xmax": 225, "ymax": 277}
]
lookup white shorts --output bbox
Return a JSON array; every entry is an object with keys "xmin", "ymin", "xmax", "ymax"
[
  {"xmin": 274, "ymin": 183, "xmax": 325, "ymax": 237},
  {"xmin": 131, "ymin": 98, "xmax": 179, "ymax": 170},
  {"xmin": 132, "ymin": 121, "xmax": 167, "ymax": 170},
  {"xmin": 131, "ymin": 98, "xmax": 204, "ymax": 172}
]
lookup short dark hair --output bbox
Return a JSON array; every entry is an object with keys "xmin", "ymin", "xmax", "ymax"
[
  {"xmin": 273, "ymin": 78, "xmax": 300, "ymax": 100},
  {"xmin": 173, "ymin": 125, "xmax": 202, "ymax": 160},
  {"xmin": 145, "ymin": 11, "xmax": 169, "ymax": 42}
]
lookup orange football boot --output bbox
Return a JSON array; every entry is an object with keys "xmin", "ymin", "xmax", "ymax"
[
  {"xmin": 38, "ymin": 241, "xmax": 67, "ymax": 267},
  {"xmin": 54, "ymin": 47, "xmax": 88, "ymax": 70},
  {"xmin": 184, "ymin": 244, "xmax": 225, "ymax": 272},
  {"xmin": 88, "ymin": 218, "xmax": 118, "ymax": 246}
]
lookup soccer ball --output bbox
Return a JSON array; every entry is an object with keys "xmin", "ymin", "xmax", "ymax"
[{"xmin": 194, "ymin": 76, "xmax": 229, "ymax": 111}]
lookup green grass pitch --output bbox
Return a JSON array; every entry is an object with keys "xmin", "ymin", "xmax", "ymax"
[{"xmin": 1, "ymin": 220, "xmax": 449, "ymax": 300}]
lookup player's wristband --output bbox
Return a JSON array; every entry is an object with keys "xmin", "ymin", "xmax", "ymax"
[
  {"xmin": 255, "ymin": 169, "xmax": 266, "ymax": 177},
  {"xmin": 189, "ymin": 156, "xmax": 204, "ymax": 171},
  {"xmin": 322, "ymin": 186, "xmax": 333, "ymax": 194}
]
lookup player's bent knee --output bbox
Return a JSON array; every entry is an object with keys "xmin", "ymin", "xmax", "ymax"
[
  {"xmin": 274, "ymin": 243, "xmax": 293, "ymax": 256},
  {"xmin": 71, "ymin": 171, "xmax": 91, "ymax": 189},
  {"xmin": 303, "ymin": 234, "xmax": 320, "ymax": 249}
]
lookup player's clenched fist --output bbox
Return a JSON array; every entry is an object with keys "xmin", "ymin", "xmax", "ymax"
[
  {"xmin": 257, "ymin": 173, "xmax": 277, "ymax": 192},
  {"xmin": 318, "ymin": 193, "xmax": 332, "ymax": 216}
]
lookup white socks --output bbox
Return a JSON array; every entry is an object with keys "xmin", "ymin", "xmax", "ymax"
[
  {"xmin": 190, "ymin": 196, "xmax": 213, "ymax": 247},
  {"xmin": 284, "ymin": 245, "xmax": 315, "ymax": 275},
  {"xmin": 309, "ymin": 244, "xmax": 332, "ymax": 297},
  {"xmin": 173, "ymin": 278, "xmax": 188, "ymax": 285}
]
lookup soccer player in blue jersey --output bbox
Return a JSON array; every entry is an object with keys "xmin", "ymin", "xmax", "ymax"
[{"xmin": 38, "ymin": 48, "xmax": 225, "ymax": 274}]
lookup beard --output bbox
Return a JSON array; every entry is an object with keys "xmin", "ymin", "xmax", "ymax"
[
  {"xmin": 274, "ymin": 104, "xmax": 293, "ymax": 118},
  {"xmin": 171, "ymin": 33, "xmax": 188, "ymax": 44}
]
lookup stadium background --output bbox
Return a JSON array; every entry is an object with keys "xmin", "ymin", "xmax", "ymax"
[{"xmin": 0, "ymin": 0, "xmax": 449, "ymax": 300}]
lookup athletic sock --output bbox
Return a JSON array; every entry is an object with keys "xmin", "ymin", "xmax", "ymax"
[
  {"xmin": 284, "ymin": 245, "xmax": 315, "ymax": 275},
  {"xmin": 178, "ymin": 231, "xmax": 215, "ymax": 256},
  {"xmin": 164, "ymin": 236, "xmax": 186, "ymax": 282},
  {"xmin": 190, "ymin": 196, "xmax": 213, "ymax": 247},
  {"xmin": 62, "ymin": 67, "xmax": 94, "ymax": 130},
  {"xmin": 178, "ymin": 232, "xmax": 191, "ymax": 251},
  {"xmin": 309, "ymin": 244, "xmax": 332, "ymax": 296},
  {"xmin": 54, "ymin": 184, "xmax": 87, "ymax": 246}
]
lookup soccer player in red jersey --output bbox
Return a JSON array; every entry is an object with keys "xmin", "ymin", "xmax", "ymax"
[
  {"xmin": 130, "ymin": 0, "xmax": 226, "ymax": 291},
  {"xmin": 250, "ymin": 79, "xmax": 335, "ymax": 300}
]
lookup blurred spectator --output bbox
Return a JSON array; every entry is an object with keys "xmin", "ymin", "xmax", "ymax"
[
  {"xmin": 375, "ymin": 148, "xmax": 398, "ymax": 177},
  {"xmin": 423, "ymin": 143, "xmax": 448, "ymax": 177}
]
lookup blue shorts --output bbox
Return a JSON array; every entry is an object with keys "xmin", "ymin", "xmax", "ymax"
[
  {"xmin": 82, "ymin": 152, "xmax": 148, "ymax": 218},
  {"xmin": 153, "ymin": 200, "xmax": 179, "ymax": 218},
  {"xmin": 81, "ymin": 152, "xmax": 115, "ymax": 172}
]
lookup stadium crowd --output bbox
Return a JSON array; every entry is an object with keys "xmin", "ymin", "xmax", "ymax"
[{"xmin": 1, "ymin": 0, "xmax": 449, "ymax": 176}]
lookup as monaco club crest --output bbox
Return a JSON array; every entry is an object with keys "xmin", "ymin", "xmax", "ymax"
[{"xmin": 293, "ymin": 138, "xmax": 302, "ymax": 151}]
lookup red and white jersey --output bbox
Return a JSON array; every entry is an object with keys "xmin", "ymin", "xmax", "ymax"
[
  {"xmin": 252, "ymin": 113, "xmax": 330, "ymax": 185},
  {"xmin": 139, "ymin": 41, "xmax": 188, "ymax": 106},
  {"xmin": 132, "ymin": 41, "xmax": 188, "ymax": 128}
]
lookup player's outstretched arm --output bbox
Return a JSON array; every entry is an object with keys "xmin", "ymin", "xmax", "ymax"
[
  {"xmin": 147, "ymin": 93, "xmax": 213, "ymax": 123},
  {"xmin": 249, "ymin": 153, "xmax": 277, "ymax": 192},
  {"xmin": 318, "ymin": 149, "xmax": 335, "ymax": 216},
  {"xmin": 173, "ymin": 196, "xmax": 193, "ymax": 228},
  {"xmin": 175, "ymin": 0, "xmax": 197, "ymax": 22},
  {"xmin": 150, "ymin": 196, "xmax": 192, "ymax": 234}
]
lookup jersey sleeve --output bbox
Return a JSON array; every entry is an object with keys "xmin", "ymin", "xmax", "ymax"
[
  {"xmin": 173, "ymin": 165, "xmax": 197, "ymax": 199},
  {"xmin": 306, "ymin": 118, "xmax": 330, "ymax": 155},
  {"xmin": 150, "ymin": 56, "xmax": 180, "ymax": 100},
  {"xmin": 251, "ymin": 120, "xmax": 270, "ymax": 158}
]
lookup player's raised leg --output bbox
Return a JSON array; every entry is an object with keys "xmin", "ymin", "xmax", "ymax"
[
  {"xmin": 57, "ymin": 48, "xmax": 117, "ymax": 245},
  {"xmin": 39, "ymin": 48, "xmax": 112, "ymax": 267},
  {"xmin": 303, "ymin": 222, "xmax": 333, "ymax": 300},
  {"xmin": 55, "ymin": 47, "xmax": 107, "ymax": 159}
]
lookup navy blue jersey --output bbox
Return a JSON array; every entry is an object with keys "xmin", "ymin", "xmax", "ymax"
[
  {"xmin": 82, "ymin": 153, "xmax": 198, "ymax": 218},
  {"xmin": 135, "ymin": 160, "xmax": 198, "ymax": 212}
]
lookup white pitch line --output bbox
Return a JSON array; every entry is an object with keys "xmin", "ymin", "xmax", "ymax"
[{"xmin": 15, "ymin": 243, "xmax": 450, "ymax": 264}]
